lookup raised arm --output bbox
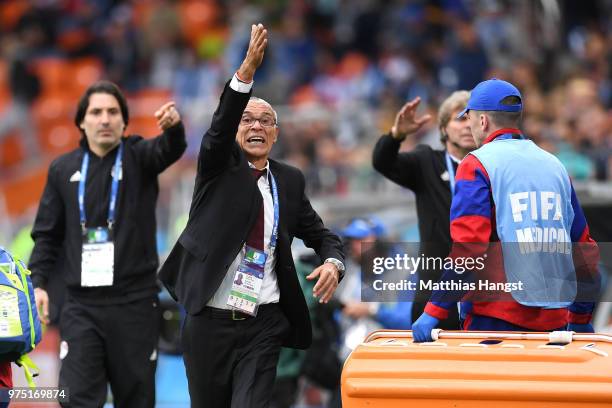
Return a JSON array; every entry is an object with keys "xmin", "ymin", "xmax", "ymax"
[
  {"xmin": 372, "ymin": 97, "xmax": 431, "ymax": 191},
  {"xmin": 198, "ymin": 24, "xmax": 268, "ymax": 176},
  {"xmin": 135, "ymin": 101, "xmax": 187, "ymax": 174}
]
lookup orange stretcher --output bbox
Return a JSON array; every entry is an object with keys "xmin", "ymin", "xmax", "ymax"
[{"xmin": 341, "ymin": 330, "xmax": 612, "ymax": 407}]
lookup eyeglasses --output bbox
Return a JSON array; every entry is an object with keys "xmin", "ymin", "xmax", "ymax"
[{"xmin": 240, "ymin": 115, "xmax": 276, "ymax": 128}]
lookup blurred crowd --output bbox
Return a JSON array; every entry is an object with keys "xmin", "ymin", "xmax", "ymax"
[{"xmin": 1, "ymin": 0, "xmax": 611, "ymax": 195}]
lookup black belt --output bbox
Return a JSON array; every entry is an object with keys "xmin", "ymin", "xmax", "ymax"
[{"xmin": 203, "ymin": 303, "xmax": 279, "ymax": 321}]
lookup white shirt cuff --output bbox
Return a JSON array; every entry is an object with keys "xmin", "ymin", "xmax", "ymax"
[
  {"xmin": 368, "ymin": 303, "xmax": 380, "ymax": 315},
  {"xmin": 229, "ymin": 73, "xmax": 253, "ymax": 93}
]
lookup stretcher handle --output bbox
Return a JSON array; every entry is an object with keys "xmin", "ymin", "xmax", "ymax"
[{"xmin": 364, "ymin": 330, "xmax": 612, "ymax": 344}]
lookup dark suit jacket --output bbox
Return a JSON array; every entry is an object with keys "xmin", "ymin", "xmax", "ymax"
[
  {"xmin": 159, "ymin": 81, "xmax": 344, "ymax": 349},
  {"xmin": 373, "ymin": 136, "xmax": 458, "ymax": 258}
]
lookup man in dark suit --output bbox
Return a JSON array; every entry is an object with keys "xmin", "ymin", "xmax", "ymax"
[
  {"xmin": 159, "ymin": 24, "xmax": 345, "ymax": 408},
  {"xmin": 372, "ymin": 92, "xmax": 475, "ymax": 329}
]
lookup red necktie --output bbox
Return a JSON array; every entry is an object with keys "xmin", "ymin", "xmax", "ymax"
[{"xmin": 246, "ymin": 169, "xmax": 266, "ymax": 251}]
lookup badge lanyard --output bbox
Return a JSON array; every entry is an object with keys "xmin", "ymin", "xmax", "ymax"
[
  {"xmin": 225, "ymin": 169, "xmax": 280, "ymax": 315},
  {"xmin": 267, "ymin": 170, "xmax": 279, "ymax": 255},
  {"xmin": 78, "ymin": 143, "xmax": 123, "ymax": 232},
  {"xmin": 445, "ymin": 152, "xmax": 456, "ymax": 196}
]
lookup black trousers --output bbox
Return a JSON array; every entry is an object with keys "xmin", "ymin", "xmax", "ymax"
[
  {"xmin": 182, "ymin": 303, "xmax": 290, "ymax": 408},
  {"xmin": 270, "ymin": 377, "xmax": 298, "ymax": 408},
  {"xmin": 59, "ymin": 295, "xmax": 159, "ymax": 408}
]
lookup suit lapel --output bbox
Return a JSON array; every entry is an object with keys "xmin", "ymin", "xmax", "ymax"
[
  {"xmin": 269, "ymin": 161, "xmax": 286, "ymax": 228},
  {"xmin": 269, "ymin": 161, "xmax": 290, "ymax": 285}
]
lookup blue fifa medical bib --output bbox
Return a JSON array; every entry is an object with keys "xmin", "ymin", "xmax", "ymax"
[{"xmin": 471, "ymin": 138, "xmax": 575, "ymax": 308}]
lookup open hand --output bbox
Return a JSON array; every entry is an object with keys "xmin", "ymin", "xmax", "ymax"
[
  {"xmin": 237, "ymin": 23, "xmax": 268, "ymax": 83},
  {"xmin": 391, "ymin": 97, "xmax": 432, "ymax": 141},
  {"xmin": 307, "ymin": 262, "xmax": 339, "ymax": 303}
]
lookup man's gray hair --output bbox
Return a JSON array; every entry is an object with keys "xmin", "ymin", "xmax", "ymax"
[
  {"xmin": 438, "ymin": 90, "xmax": 470, "ymax": 143},
  {"xmin": 248, "ymin": 97, "xmax": 278, "ymax": 126}
]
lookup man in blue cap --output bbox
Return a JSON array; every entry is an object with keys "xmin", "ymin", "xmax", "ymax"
[
  {"xmin": 337, "ymin": 218, "xmax": 411, "ymax": 333},
  {"xmin": 412, "ymin": 79, "xmax": 600, "ymax": 341}
]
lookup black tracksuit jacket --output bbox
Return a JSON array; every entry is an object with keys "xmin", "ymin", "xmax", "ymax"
[{"xmin": 29, "ymin": 123, "xmax": 186, "ymax": 305}]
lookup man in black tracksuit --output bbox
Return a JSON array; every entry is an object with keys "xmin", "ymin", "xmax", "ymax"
[
  {"xmin": 29, "ymin": 81, "xmax": 186, "ymax": 407},
  {"xmin": 372, "ymin": 91, "xmax": 475, "ymax": 330}
]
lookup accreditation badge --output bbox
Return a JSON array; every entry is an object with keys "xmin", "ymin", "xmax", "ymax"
[
  {"xmin": 226, "ymin": 246, "xmax": 266, "ymax": 316},
  {"xmin": 81, "ymin": 227, "xmax": 114, "ymax": 287}
]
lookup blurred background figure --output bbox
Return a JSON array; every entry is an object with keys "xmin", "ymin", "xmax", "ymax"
[
  {"xmin": 336, "ymin": 218, "xmax": 412, "ymax": 359},
  {"xmin": 325, "ymin": 217, "xmax": 412, "ymax": 407},
  {"xmin": 0, "ymin": 33, "xmax": 41, "ymax": 168}
]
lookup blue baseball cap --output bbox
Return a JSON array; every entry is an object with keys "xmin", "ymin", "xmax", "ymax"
[
  {"xmin": 457, "ymin": 78, "xmax": 522, "ymax": 118},
  {"xmin": 366, "ymin": 215, "xmax": 387, "ymax": 237},
  {"xmin": 342, "ymin": 219, "xmax": 374, "ymax": 239}
]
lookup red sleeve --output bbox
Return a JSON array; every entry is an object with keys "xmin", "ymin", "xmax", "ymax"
[
  {"xmin": 568, "ymin": 184, "xmax": 600, "ymax": 321},
  {"xmin": 0, "ymin": 362, "xmax": 12, "ymax": 388},
  {"xmin": 424, "ymin": 302, "xmax": 450, "ymax": 320},
  {"xmin": 450, "ymin": 155, "xmax": 493, "ymax": 244}
]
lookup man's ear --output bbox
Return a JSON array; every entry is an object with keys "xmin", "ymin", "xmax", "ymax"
[
  {"xmin": 480, "ymin": 114, "xmax": 487, "ymax": 132},
  {"xmin": 272, "ymin": 127, "xmax": 279, "ymax": 143}
]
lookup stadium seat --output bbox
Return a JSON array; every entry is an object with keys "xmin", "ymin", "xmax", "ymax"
[
  {"xmin": 32, "ymin": 94, "xmax": 76, "ymax": 155},
  {"xmin": 127, "ymin": 116, "xmax": 162, "ymax": 139},
  {"xmin": 57, "ymin": 27, "xmax": 95, "ymax": 55},
  {"xmin": 131, "ymin": 0, "xmax": 157, "ymax": 28},
  {"xmin": 0, "ymin": 1, "xmax": 31, "ymax": 32},
  {"xmin": 0, "ymin": 167, "xmax": 47, "ymax": 217},
  {"xmin": 0, "ymin": 60, "xmax": 12, "ymax": 111},
  {"xmin": 32, "ymin": 58, "xmax": 71, "ymax": 95},
  {"xmin": 39, "ymin": 119, "xmax": 79, "ymax": 157},
  {"xmin": 0, "ymin": 133, "xmax": 25, "ymax": 168},
  {"xmin": 128, "ymin": 88, "xmax": 173, "ymax": 117},
  {"xmin": 69, "ymin": 57, "xmax": 103, "ymax": 96},
  {"xmin": 178, "ymin": 0, "xmax": 219, "ymax": 46}
]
